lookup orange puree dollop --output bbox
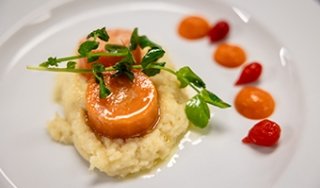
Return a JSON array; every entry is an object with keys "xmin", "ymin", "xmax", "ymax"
[
  {"xmin": 178, "ymin": 15, "xmax": 210, "ymax": 40},
  {"xmin": 235, "ymin": 86, "xmax": 275, "ymax": 119},
  {"xmin": 214, "ymin": 43, "xmax": 246, "ymax": 68}
]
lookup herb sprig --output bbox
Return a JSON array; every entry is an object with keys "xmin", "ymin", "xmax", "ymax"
[{"xmin": 27, "ymin": 27, "xmax": 230, "ymax": 128}]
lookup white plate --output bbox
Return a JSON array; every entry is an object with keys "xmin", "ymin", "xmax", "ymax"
[{"xmin": 1, "ymin": 0, "xmax": 320, "ymax": 187}]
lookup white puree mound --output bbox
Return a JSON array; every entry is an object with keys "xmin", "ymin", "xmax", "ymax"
[{"xmin": 47, "ymin": 64, "xmax": 189, "ymax": 177}]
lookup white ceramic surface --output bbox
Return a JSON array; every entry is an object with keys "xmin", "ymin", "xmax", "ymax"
[{"xmin": 0, "ymin": 0, "xmax": 320, "ymax": 187}]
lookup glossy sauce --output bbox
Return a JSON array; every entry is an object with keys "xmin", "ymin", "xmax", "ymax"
[
  {"xmin": 176, "ymin": 15, "xmax": 280, "ymax": 146},
  {"xmin": 86, "ymin": 71, "xmax": 159, "ymax": 138},
  {"xmin": 242, "ymin": 119, "xmax": 281, "ymax": 146},
  {"xmin": 208, "ymin": 20, "xmax": 230, "ymax": 42},
  {"xmin": 214, "ymin": 43, "xmax": 246, "ymax": 68},
  {"xmin": 235, "ymin": 62, "xmax": 262, "ymax": 85},
  {"xmin": 235, "ymin": 86, "xmax": 275, "ymax": 119},
  {"xmin": 178, "ymin": 16, "xmax": 210, "ymax": 39}
]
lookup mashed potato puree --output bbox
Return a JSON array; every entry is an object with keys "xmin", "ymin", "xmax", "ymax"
[{"xmin": 47, "ymin": 63, "xmax": 189, "ymax": 177}]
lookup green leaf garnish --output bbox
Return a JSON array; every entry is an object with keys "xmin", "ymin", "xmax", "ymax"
[
  {"xmin": 78, "ymin": 40, "xmax": 99, "ymax": 56},
  {"xmin": 92, "ymin": 63, "xmax": 110, "ymax": 98},
  {"xmin": 87, "ymin": 27, "xmax": 109, "ymax": 42},
  {"xmin": 200, "ymin": 89, "xmax": 231, "ymax": 108},
  {"xmin": 138, "ymin": 35, "xmax": 161, "ymax": 49},
  {"xmin": 112, "ymin": 61, "xmax": 134, "ymax": 81},
  {"xmin": 66, "ymin": 61, "xmax": 76, "ymax": 69},
  {"xmin": 142, "ymin": 62, "xmax": 166, "ymax": 76},
  {"xmin": 176, "ymin": 66, "xmax": 206, "ymax": 88},
  {"xmin": 129, "ymin": 28, "xmax": 139, "ymax": 50},
  {"xmin": 141, "ymin": 48, "xmax": 165, "ymax": 68},
  {"xmin": 105, "ymin": 44, "xmax": 129, "ymax": 55},
  {"xmin": 185, "ymin": 95, "xmax": 210, "ymax": 128},
  {"xmin": 129, "ymin": 28, "xmax": 161, "ymax": 50},
  {"xmin": 40, "ymin": 57, "xmax": 58, "ymax": 67},
  {"xmin": 87, "ymin": 55, "xmax": 99, "ymax": 62}
]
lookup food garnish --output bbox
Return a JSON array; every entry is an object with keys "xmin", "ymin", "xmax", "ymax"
[
  {"xmin": 214, "ymin": 43, "xmax": 246, "ymax": 68},
  {"xmin": 178, "ymin": 16, "xmax": 211, "ymax": 39},
  {"xmin": 242, "ymin": 119, "xmax": 281, "ymax": 147},
  {"xmin": 177, "ymin": 15, "xmax": 281, "ymax": 147},
  {"xmin": 234, "ymin": 86, "xmax": 275, "ymax": 119},
  {"xmin": 27, "ymin": 27, "xmax": 230, "ymax": 129},
  {"xmin": 235, "ymin": 62, "xmax": 262, "ymax": 85},
  {"xmin": 208, "ymin": 20, "xmax": 230, "ymax": 42},
  {"xmin": 78, "ymin": 29, "xmax": 142, "ymax": 72}
]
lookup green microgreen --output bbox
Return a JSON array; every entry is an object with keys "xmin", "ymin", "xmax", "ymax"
[
  {"xmin": 176, "ymin": 66, "xmax": 206, "ymax": 88},
  {"xmin": 185, "ymin": 95, "xmax": 210, "ymax": 129},
  {"xmin": 142, "ymin": 62, "xmax": 166, "ymax": 76},
  {"xmin": 111, "ymin": 47, "xmax": 135, "ymax": 80},
  {"xmin": 92, "ymin": 63, "xmax": 110, "ymax": 98},
  {"xmin": 129, "ymin": 28, "xmax": 139, "ymax": 50},
  {"xmin": 130, "ymin": 28, "xmax": 161, "ymax": 50},
  {"xmin": 78, "ymin": 40, "xmax": 99, "ymax": 56},
  {"xmin": 87, "ymin": 56, "xmax": 99, "ymax": 63},
  {"xmin": 141, "ymin": 48, "xmax": 165, "ymax": 68},
  {"xmin": 174, "ymin": 66, "xmax": 230, "ymax": 128},
  {"xmin": 26, "ymin": 26, "xmax": 230, "ymax": 129},
  {"xmin": 87, "ymin": 27, "xmax": 109, "ymax": 42},
  {"xmin": 40, "ymin": 57, "xmax": 59, "ymax": 67},
  {"xmin": 199, "ymin": 89, "xmax": 231, "ymax": 108},
  {"xmin": 66, "ymin": 61, "xmax": 76, "ymax": 69},
  {"xmin": 105, "ymin": 44, "xmax": 129, "ymax": 54},
  {"xmin": 112, "ymin": 61, "xmax": 134, "ymax": 81}
]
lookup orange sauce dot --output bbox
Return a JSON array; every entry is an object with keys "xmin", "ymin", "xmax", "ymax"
[
  {"xmin": 235, "ymin": 87, "xmax": 275, "ymax": 119},
  {"xmin": 214, "ymin": 43, "xmax": 246, "ymax": 68},
  {"xmin": 178, "ymin": 15, "xmax": 210, "ymax": 40}
]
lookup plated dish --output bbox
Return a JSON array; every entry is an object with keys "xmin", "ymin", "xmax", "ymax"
[
  {"xmin": 1, "ymin": 0, "xmax": 319, "ymax": 187},
  {"xmin": 27, "ymin": 26, "xmax": 230, "ymax": 177}
]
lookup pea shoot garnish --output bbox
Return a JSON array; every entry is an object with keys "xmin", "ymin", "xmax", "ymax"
[{"xmin": 27, "ymin": 27, "xmax": 230, "ymax": 128}]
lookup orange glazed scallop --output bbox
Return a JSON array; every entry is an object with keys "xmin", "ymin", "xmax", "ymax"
[{"xmin": 86, "ymin": 71, "xmax": 159, "ymax": 138}]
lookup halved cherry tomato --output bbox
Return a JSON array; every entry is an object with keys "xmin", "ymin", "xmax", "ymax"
[
  {"xmin": 235, "ymin": 62, "xmax": 262, "ymax": 85},
  {"xmin": 86, "ymin": 71, "xmax": 159, "ymax": 139},
  {"xmin": 242, "ymin": 119, "xmax": 281, "ymax": 147}
]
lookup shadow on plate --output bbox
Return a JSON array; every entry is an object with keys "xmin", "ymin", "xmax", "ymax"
[{"xmin": 244, "ymin": 143, "xmax": 279, "ymax": 154}]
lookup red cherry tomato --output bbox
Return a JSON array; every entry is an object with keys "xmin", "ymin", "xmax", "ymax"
[
  {"xmin": 208, "ymin": 20, "xmax": 230, "ymax": 42},
  {"xmin": 242, "ymin": 119, "xmax": 281, "ymax": 147},
  {"xmin": 235, "ymin": 62, "xmax": 262, "ymax": 85}
]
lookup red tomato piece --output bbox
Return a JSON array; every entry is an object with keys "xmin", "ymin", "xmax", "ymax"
[
  {"xmin": 235, "ymin": 62, "xmax": 262, "ymax": 85},
  {"xmin": 242, "ymin": 119, "xmax": 281, "ymax": 147},
  {"xmin": 208, "ymin": 20, "xmax": 230, "ymax": 42}
]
